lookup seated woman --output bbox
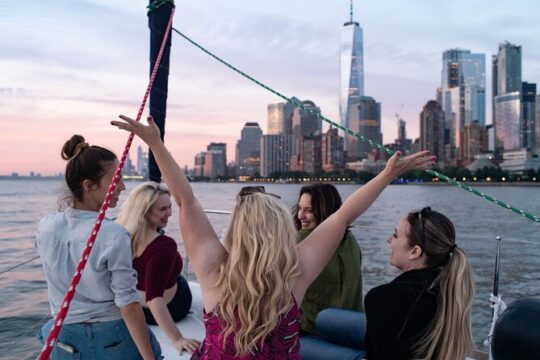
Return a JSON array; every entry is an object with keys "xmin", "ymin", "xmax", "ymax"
[
  {"xmin": 294, "ymin": 184, "xmax": 365, "ymax": 358},
  {"xmin": 364, "ymin": 207, "xmax": 475, "ymax": 360},
  {"xmin": 111, "ymin": 114, "xmax": 434, "ymax": 359},
  {"xmin": 308, "ymin": 208, "xmax": 475, "ymax": 360},
  {"xmin": 117, "ymin": 181, "xmax": 200, "ymax": 355},
  {"xmin": 36, "ymin": 135, "xmax": 160, "ymax": 359}
]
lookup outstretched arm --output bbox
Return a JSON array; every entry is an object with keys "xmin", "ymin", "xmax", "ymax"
[
  {"xmin": 111, "ymin": 115, "xmax": 227, "ymax": 295},
  {"xmin": 293, "ymin": 151, "xmax": 434, "ymax": 302}
]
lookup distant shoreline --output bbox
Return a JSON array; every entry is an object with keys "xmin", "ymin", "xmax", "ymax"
[{"xmin": 2, "ymin": 176, "xmax": 539, "ymax": 187}]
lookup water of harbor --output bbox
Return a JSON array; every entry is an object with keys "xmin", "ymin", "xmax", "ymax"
[{"xmin": 1, "ymin": 179, "xmax": 539, "ymax": 359}]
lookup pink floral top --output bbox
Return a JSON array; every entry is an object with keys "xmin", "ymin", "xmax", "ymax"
[{"xmin": 191, "ymin": 298, "xmax": 301, "ymax": 359}]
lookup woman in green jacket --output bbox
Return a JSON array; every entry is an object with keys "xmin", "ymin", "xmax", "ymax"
[{"xmin": 293, "ymin": 184, "xmax": 364, "ymax": 335}]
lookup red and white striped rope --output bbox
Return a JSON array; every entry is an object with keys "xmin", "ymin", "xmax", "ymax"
[{"xmin": 37, "ymin": 7, "xmax": 175, "ymax": 360}]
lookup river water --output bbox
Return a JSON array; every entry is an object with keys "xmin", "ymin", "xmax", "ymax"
[{"xmin": 1, "ymin": 179, "xmax": 539, "ymax": 359}]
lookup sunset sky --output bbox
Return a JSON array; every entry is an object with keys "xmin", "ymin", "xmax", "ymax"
[{"xmin": 1, "ymin": 0, "xmax": 539, "ymax": 175}]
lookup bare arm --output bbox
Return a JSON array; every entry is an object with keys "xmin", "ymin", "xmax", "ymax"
[
  {"xmin": 120, "ymin": 302, "xmax": 155, "ymax": 360},
  {"xmin": 293, "ymin": 151, "xmax": 434, "ymax": 302},
  {"xmin": 146, "ymin": 297, "xmax": 200, "ymax": 354},
  {"xmin": 111, "ymin": 115, "xmax": 227, "ymax": 296}
]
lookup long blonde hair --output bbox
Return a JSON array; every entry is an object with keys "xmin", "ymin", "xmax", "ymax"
[
  {"xmin": 117, "ymin": 181, "xmax": 170, "ymax": 256},
  {"xmin": 215, "ymin": 192, "xmax": 300, "ymax": 356},
  {"xmin": 407, "ymin": 209, "xmax": 475, "ymax": 360}
]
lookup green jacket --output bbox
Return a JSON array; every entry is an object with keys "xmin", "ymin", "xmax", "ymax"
[{"xmin": 298, "ymin": 229, "xmax": 363, "ymax": 335}]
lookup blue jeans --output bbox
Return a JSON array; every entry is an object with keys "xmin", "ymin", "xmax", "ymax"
[
  {"xmin": 300, "ymin": 308, "xmax": 366, "ymax": 360},
  {"xmin": 38, "ymin": 318, "xmax": 162, "ymax": 360}
]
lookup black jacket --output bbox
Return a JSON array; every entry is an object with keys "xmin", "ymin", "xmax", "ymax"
[{"xmin": 365, "ymin": 267, "xmax": 440, "ymax": 360}]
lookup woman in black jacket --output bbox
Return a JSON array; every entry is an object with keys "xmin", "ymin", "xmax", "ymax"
[{"xmin": 365, "ymin": 208, "xmax": 475, "ymax": 360}]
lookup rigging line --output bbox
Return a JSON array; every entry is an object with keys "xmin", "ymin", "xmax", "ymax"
[
  {"xmin": 0, "ymin": 255, "xmax": 39, "ymax": 276},
  {"xmin": 170, "ymin": 26, "xmax": 540, "ymax": 225},
  {"xmin": 38, "ymin": 8, "xmax": 176, "ymax": 360}
]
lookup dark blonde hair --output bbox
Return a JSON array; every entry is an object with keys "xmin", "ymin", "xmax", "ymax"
[{"xmin": 406, "ymin": 209, "xmax": 475, "ymax": 360}]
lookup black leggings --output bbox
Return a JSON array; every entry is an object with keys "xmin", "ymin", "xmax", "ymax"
[{"xmin": 143, "ymin": 276, "xmax": 192, "ymax": 325}]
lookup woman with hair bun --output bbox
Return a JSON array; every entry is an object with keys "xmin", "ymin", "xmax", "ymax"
[
  {"xmin": 111, "ymin": 114, "xmax": 434, "ymax": 359},
  {"xmin": 36, "ymin": 135, "xmax": 161, "ymax": 359},
  {"xmin": 365, "ymin": 207, "xmax": 475, "ymax": 360}
]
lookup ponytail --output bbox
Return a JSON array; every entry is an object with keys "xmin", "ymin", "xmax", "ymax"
[{"xmin": 414, "ymin": 247, "xmax": 475, "ymax": 360}]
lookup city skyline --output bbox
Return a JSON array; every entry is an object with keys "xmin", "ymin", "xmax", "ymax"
[{"xmin": 1, "ymin": 0, "xmax": 539, "ymax": 175}]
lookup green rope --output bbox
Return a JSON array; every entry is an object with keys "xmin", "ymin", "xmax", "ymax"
[
  {"xmin": 171, "ymin": 26, "xmax": 540, "ymax": 225},
  {"xmin": 147, "ymin": 0, "xmax": 173, "ymax": 13}
]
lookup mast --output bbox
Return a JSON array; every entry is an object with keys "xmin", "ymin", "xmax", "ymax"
[{"xmin": 148, "ymin": 0, "xmax": 174, "ymax": 182}]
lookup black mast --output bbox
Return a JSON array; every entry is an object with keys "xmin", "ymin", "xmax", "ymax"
[{"xmin": 147, "ymin": 0, "xmax": 174, "ymax": 182}]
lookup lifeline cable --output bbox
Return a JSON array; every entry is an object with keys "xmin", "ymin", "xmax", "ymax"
[
  {"xmin": 37, "ymin": 7, "xmax": 176, "ymax": 360},
  {"xmin": 171, "ymin": 26, "xmax": 540, "ymax": 224}
]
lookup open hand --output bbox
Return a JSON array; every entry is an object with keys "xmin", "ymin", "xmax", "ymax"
[
  {"xmin": 173, "ymin": 337, "xmax": 201, "ymax": 355},
  {"xmin": 384, "ymin": 150, "xmax": 435, "ymax": 179},
  {"xmin": 111, "ymin": 115, "xmax": 161, "ymax": 146}
]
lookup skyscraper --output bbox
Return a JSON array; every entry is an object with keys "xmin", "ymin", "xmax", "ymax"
[
  {"xmin": 322, "ymin": 127, "xmax": 345, "ymax": 172},
  {"xmin": 267, "ymin": 100, "xmax": 295, "ymax": 135},
  {"xmin": 236, "ymin": 122, "xmax": 263, "ymax": 176},
  {"xmin": 440, "ymin": 49, "xmax": 486, "ymax": 156},
  {"xmin": 495, "ymin": 42, "xmax": 522, "ymax": 95},
  {"xmin": 340, "ymin": 0, "xmax": 364, "ymax": 151},
  {"xmin": 204, "ymin": 143, "xmax": 227, "ymax": 179},
  {"xmin": 535, "ymin": 95, "xmax": 540, "ymax": 155},
  {"xmin": 521, "ymin": 82, "xmax": 536, "ymax": 150},
  {"xmin": 260, "ymin": 134, "xmax": 293, "ymax": 177},
  {"xmin": 347, "ymin": 96, "xmax": 382, "ymax": 161},
  {"xmin": 420, "ymin": 101, "xmax": 445, "ymax": 167}
]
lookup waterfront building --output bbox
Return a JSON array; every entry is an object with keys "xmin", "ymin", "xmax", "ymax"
[
  {"xmin": 494, "ymin": 92, "xmax": 521, "ymax": 151},
  {"xmin": 260, "ymin": 134, "xmax": 293, "ymax": 177},
  {"xmin": 521, "ymin": 82, "xmax": 536, "ymax": 150},
  {"xmin": 440, "ymin": 49, "xmax": 486, "ymax": 159},
  {"xmin": 300, "ymin": 135, "xmax": 322, "ymax": 175},
  {"xmin": 194, "ymin": 152, "xmax": 206, "ymax": 177},
  {"xmin": 322, "ymin": 127, "xmax": 345, "ymax": 172},
  {"xmin": 291, "ymin": 99, "xmax": 322, "ymax": 157},
  {"xmin": 420, "ymin": 100, "xmax": 445, "ymax": 168},
  {"xmin": 267, "ymin": 100, "xmax": 296, "ymax": 135},
  {"xmin": 461, "ymin": 122, "xmax": 488, "ymax": 165},
  {"xmin": 347, "ymin": 96, "xmax": 382, "ymax": 161},
  {"xmin": 500, "ymin": 149, "xmax": 540, "ymax": 174},
  {"xmin": 535, "ymin": 95, "xmax": 540, "ymax": 156},
  {"xmin": 236, "ymin": 122, "xmax": 262, "ymax": 176},
  {"xmin": 340, "ymin": 0, "xmax": 364, "ymax": 151},
  {"xmin": 204, "ymin": 143, "xmax": 227, "ymax": 179}
]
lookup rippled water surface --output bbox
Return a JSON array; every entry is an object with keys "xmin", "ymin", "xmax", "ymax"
[{"xmin": 1, "ymin": 180, "xmax": 539, "ymax": 359}]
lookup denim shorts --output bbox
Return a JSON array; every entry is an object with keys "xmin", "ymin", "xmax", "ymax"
[{"xmin": 37, "ymin": 318, "xmax": 163, "ymax": 359}]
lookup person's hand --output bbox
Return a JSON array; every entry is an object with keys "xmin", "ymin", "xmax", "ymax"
[
  {"xmin": 111, "ymin": 115, "xmax": 161, "ymax": 146},
  {"xmin": 173, "ymin": 337, "xmax": 201, "ymax": 356},
  {"xmin": 383, "ymin": 150, "xmax": 435, "ymax": 179}
]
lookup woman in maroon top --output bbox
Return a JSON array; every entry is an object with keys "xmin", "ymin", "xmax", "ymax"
[
  {"xmin": 118, "ymin": 181, "xmax": 200, "ymax": 355},
  {"xmin": 112, "ymin": 115, "xmax": 434, "ymax": 359}
]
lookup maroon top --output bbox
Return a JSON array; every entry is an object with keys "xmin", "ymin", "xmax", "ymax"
[
  {"xmin": 132, "ymin": 234, "xmax": 182, "ymax": 302},
  {"xmin": 191, "ymin": 298, "xmax": 301, "ymax": 360}
]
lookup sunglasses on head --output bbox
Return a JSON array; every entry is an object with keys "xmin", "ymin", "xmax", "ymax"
[
  {"xmin": 415, "ymin": 206, "xmax": 431, "ymax": 255},
  {"xmin": 238, "ymin": 186, "xmax": 281, "ymax": 199}
]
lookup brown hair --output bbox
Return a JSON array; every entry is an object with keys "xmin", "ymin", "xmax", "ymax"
[
  {"xmin": 293, "ymin": 183, "xmax": 343, "ymax": 230},
  {"xmin": 61, "ymin": 134, "xmax": 116, "ymax": 203}
]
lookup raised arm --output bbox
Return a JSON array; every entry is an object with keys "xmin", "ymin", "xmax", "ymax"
[
  {"xmin": 111, "ymin": 115, "xmax": 227, "ymax": 294},
  {"xmin": 293, "ymin": 151, "xmax": 434, "ymax": 301}
]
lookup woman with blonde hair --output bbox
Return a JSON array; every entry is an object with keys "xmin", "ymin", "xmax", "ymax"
[
  {"xmin": 111, "ymin": 114, "xmax": 435, "ymax": 359},
  {"xmin": 117, "ymin": 181, "xmax": 200, "ymax": 355},
  {"xmin": 364, "ymin": 207, "xmax": 475, "ymax": 360}
]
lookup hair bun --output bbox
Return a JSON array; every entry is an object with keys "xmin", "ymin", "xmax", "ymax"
[{"xmin": 61, "ymin": 134, "xmax": 88, "ymax": 161}]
